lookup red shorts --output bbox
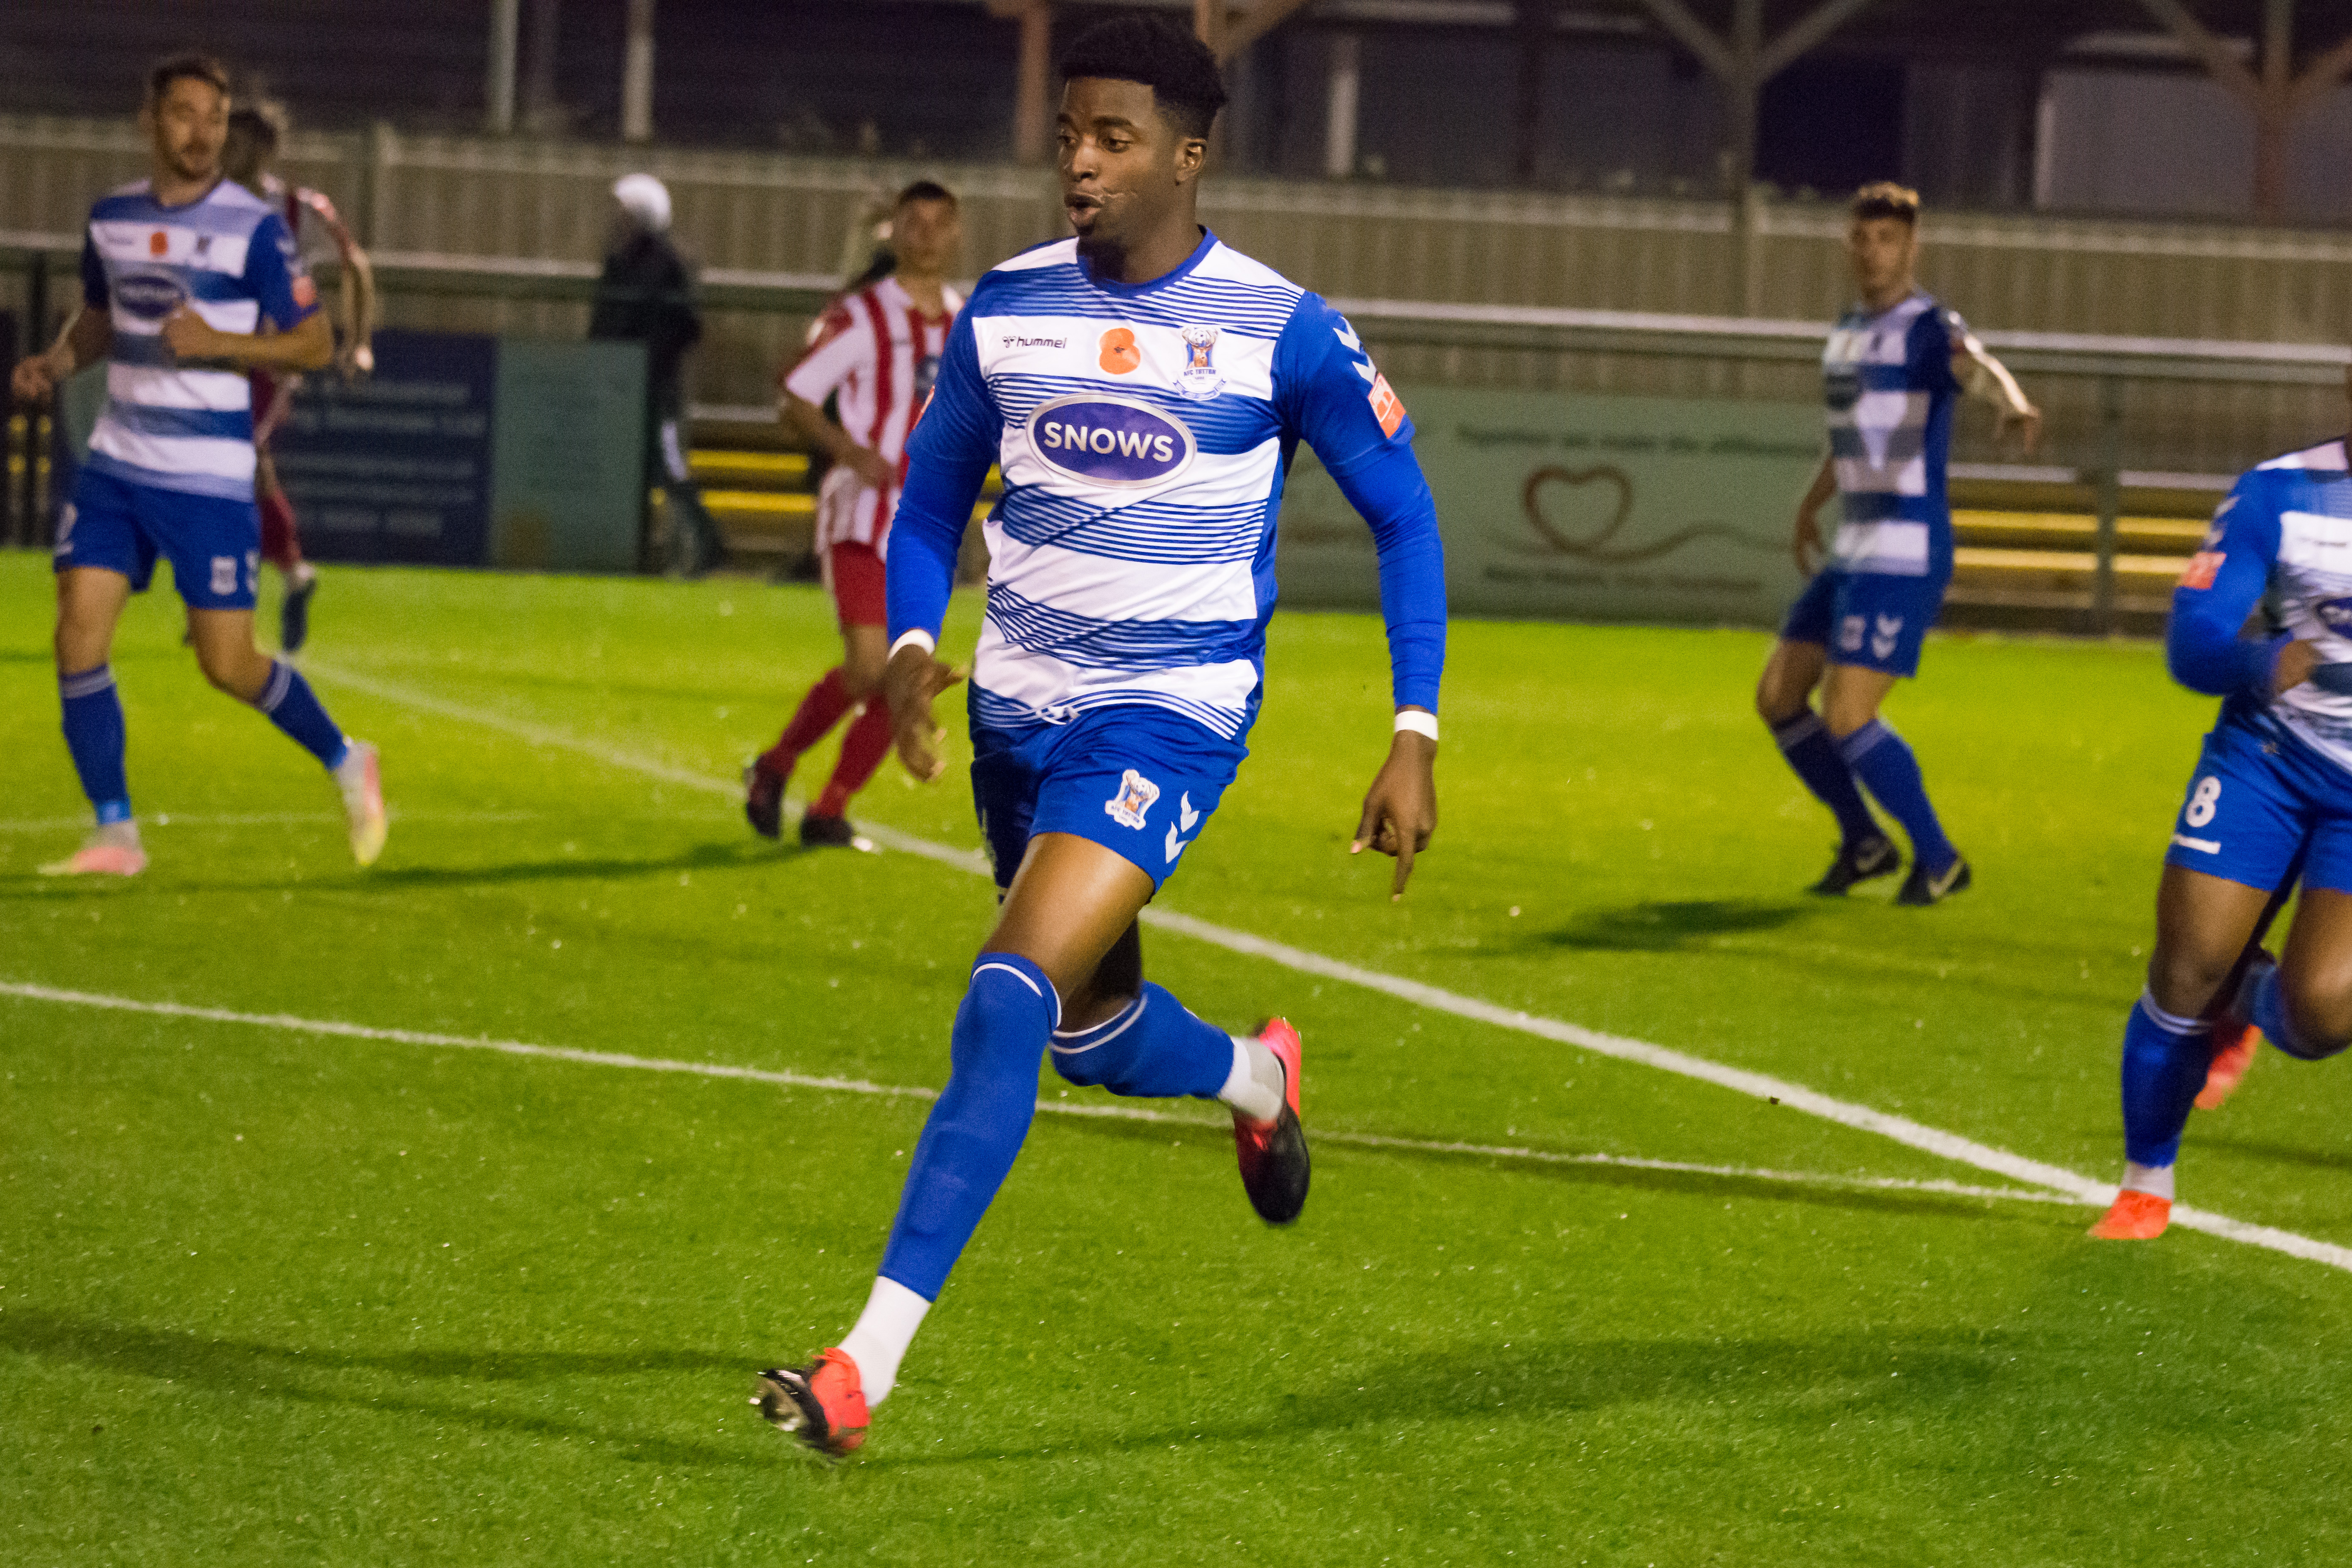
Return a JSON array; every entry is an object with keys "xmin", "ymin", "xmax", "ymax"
[{"xmin": 823, "ymin": 539, "xmax": 886, "ymax": 628}]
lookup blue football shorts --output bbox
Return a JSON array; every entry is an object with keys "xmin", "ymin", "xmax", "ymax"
[
  {"xmin": 1781, "ymin": 568, "xmax": 1948, "ymax": 679},
  {"xmin": 969, "ymin": 697, "xmax": 1250, "ymax": 893},
  {"xmin": 54, "ymin": 466, "xmax": 262, "ymax": 612},
  {"xmin": 2163, "ymin": 712, "xmax": 2352, "ymax": 894}
]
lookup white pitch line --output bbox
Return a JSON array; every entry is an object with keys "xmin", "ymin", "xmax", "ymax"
[
  {"xmin": 0, "ymin": 980, "xmax": 2071, "ymax": 1210},
  {"xmin": 292, "ymin": 662, "xmax": 2352, "ymax": 1276}
]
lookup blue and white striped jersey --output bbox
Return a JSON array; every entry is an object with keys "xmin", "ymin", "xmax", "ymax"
[
  {"xmin": 1822, "ymin": 290, "xmax": 1965, "ymax": 579},
  {"xmin": 887, "ymin": 231, "xmax": 1444, "ymax": 740},
  {"xmin": 2171, "ymin": 438, "xmax": 2352, "ymax": 775},
  {"xmin": 78, "ymin": 178, "xmax": 318, "ymax": 501}
]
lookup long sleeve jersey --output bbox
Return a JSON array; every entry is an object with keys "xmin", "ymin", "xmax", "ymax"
[
  {"xmin": 2168, "ymin": 436, "xmax": 2352, "ymax": 771},
  {"xmin": 883, "ymin": 231, "xmax": 1445, "ymax": 740}
]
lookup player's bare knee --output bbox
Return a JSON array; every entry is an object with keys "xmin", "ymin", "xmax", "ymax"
[
  {"xmin": 2275, "ymin": 970, "xmax": 2352, "ymax": 1059},
  {"xmin": 2145, "ymin": 941, "xmax": 2236, "ymax": 1019}
]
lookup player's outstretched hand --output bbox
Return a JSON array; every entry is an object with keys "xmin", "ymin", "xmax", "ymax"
[
  {"xmin": 883, "ymin": 642, "xmax": 965, "ymax": 783},
  {"xmin": 1352, "ymin": 727, "xmax": 1438, "ymax": 902},
  {"xmin": 10, "ymin": 352, "xmax": 58, "ymax": 408},
  {"xmin": 1999, "ymin": 403, "xmax": 2044, "ymax": 456}
]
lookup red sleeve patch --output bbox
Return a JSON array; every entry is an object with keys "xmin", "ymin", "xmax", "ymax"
[
  {"xmin": 2180, "ymin": 551, "xmax": 2225, "ymax": 591},
  {"xmin": 1369, "ymin": 372, "xmax": 1406, "ymax": 439}
]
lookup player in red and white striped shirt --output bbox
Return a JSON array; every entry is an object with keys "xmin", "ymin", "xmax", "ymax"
[{"xmin": 746, "ymin": 181, "xmax": 964, "ymax": 847}]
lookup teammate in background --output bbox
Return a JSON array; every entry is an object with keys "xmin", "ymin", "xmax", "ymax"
[
  {"xmin": 742, "ymin": 181, "xmax": 965, "ymax": 849},
  {"xmin": 752, "ymin": 16, "xmax": 1445, "ymax": 1457},
  {"xmin": 2088, "ymin": 399, "xmax": 2352, "ymax": 1240},
  {"xmin": 221, "ymin": 103, "xmax": 377, "ymax": 654},
  {"xmin": 1755, "ymin": 183, "xmax": 2040, "ymax": 905},
  {"xmin": 10, "ymin": 54, "xmax": 387, "ymax": 877}
]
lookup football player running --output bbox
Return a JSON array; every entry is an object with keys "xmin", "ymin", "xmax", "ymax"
[
  {"xmin": 752, "ymin": 15, "xmax": 1446, "ymax": 1457},
  {"xmin": 2089, "ymin": 376, "xmax": 2352, "ymax": 1240}
]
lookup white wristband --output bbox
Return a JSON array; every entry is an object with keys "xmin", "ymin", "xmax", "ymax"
[
  {"xmin": 889, "ymin": 629, "xmax": 937, "ymax": 660},
  {"xmin": 1393, "ymin": 710, "xmax": 1439, "ymax": 742}
]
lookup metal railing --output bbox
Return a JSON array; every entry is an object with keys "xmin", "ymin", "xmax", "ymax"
[{"xmin": 8, "ymin": 232, "xmax": 2344, "ymax": 627}]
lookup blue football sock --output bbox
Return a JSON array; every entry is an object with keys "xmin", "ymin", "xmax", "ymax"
[
  {"xmin": 1048, "ymin": 982, "xmax": 1233, "ymax": 1100},
  {"xmin": 1837, "ymin": 720, "xmax": 1956, "ymax": 872},
  {"xmin": 879, "ymin": 953, "xmax": 1057, "ymax": 1301},
  {"xmin": 1768, "ymin": 709, "xmax": 1880, "ymax": 846},
  {"xmin": 253, "ymin": 659, "xmax": 349, "ymax": 770},
  {"xmin": 2120, "ymin": 991, "xmax": 2212, "ymax": 1168},
  {"xmin": 60, "ymin": 665, "xmax": 132, "ymax": 824},
  {"xmin": 2249, "ymin": 964, "xmax": 2342, "ymax": 1060}
]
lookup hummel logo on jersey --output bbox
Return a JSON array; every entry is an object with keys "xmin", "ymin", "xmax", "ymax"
[
  {"xmin": 1164, "ymin": 822, "xmax": 1187, "ymax": 863},
  {"xmin": 1179, "ymin": 793, "xmax": 1199, "ymax": 831},
  {"xmin": 1871, "ymin": 614, "xmax": 1903, "ymax": 660},
  {"xmin": 1334, "ymin": 321, "xmax": 1362, "ymax": 352},
  {"xmin": 1002, "ymin": 334, "xmax": 1066, "ymax": 349},
  {"xmin": 1105, "ymin": 768, "xmax": 1161, "ymax": 830}
]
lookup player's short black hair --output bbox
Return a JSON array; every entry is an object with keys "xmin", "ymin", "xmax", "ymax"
[
  {"xmin": 895, "ymin": 179, "xmax": 958, "ymax": 209},
  {"xmin": 1058, "ymin": 13, "xmax": 1228, "ymax": 139},
  {"xmin": 1850, "ymin": 181, "xmax": 1921, "ymax": 225},
  {"xmin": 227, "ymin": 105, "xmax": 283, "ymax": 154},
  {"xmin": 147, "ymin": 51, "xmax": 230, "ymax": 107}
]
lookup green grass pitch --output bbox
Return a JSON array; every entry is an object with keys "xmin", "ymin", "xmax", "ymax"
[{"xmin": 5, "ymin": 550, "xmax": 2351, "ymax": 1564}]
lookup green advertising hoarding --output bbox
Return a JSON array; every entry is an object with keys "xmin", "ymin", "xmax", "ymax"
[{"xmin": 1279, "ymin": 385, "xmax": 1823, "ymax": 628}]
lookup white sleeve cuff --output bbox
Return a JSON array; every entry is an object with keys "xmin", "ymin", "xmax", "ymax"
[
  {"xmin": 1393, "ymin": 710, "xmax": 1439, "ymax": 742},
  {"xmin": 889, "ymin": 629, "xmax": 937, "ymax": 659}
]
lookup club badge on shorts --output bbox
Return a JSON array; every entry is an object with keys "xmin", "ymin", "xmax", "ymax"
[
  {"xmin": 1104, "ymin": 768, "xmax": 1161, "ymax": 830},
  {"xmin": 1176, "ymin": 325, "xmax": 1224, "ymax": 401}
]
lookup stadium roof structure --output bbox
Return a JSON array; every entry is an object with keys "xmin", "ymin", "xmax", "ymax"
[{"xmin": 980, "ymin": 0, "xmax": 2352, "ymax": 217}]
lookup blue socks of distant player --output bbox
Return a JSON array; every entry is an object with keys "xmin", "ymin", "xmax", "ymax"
[
  {"xmin": 1048, "ymin": 983, "xmax": 1235, "ymax": 1101},
  {"xmin": 1768, "ymin": 709, "xmax": 1880, "ymax": 847},
  {"xmin": 2119, "ymin": 991, "xmax": 2211, "ymax": 1189},
  {"xmin": 253, "ymin": 659, "xmax": 350, "ymax": 770},
  {"xmin": 879, "ymin": 954, "xmax": 1058, "ymax": 1304},
  {"xmin": 1837, "ymin": 720, "xmax": 1957, "ymax": 873},
  {"xmin": 60, "ymin": 664, "xmax": 132, "ymax": 824}
]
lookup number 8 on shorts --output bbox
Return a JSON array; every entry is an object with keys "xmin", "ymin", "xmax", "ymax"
[{"xmin": 2185, "ymin": 775, "xmax": 2221, "ymax": 828}]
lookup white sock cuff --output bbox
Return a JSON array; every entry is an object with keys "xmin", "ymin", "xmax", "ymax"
[
  {"xmin": 2122, "ymin": 1161, "xmax": 2176, "ymax": 1201},
  {"xmin": 2137, "ymin": 989, "xmax": 2206, "ymax": 1037},
  {"xmin": 1218, "ymin": 1034, "xmax": 1284, "ymax": 1123},
  {"xmin": 838, "ymin": 1275, "xmax": 932, "ymax": 1407}
]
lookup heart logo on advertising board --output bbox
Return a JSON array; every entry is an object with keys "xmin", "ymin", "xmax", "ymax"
[{"xmin": 1517, "ymin": 464, "xmax": 1762, "ymax": 564}]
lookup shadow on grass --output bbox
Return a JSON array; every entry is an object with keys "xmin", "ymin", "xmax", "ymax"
[
  {"xmin": 878, "ymin": 1329, "xmax": 2012, "ymax": 1470},
  {"xmin": 0, "ymin": 839, "xmax": 793, "ymax": 900},
  {"xmin": 1036, "ymin": 1106, "xmax": 2070, "ymax": 1226},
  {"xmin": 2200, "ymin": 1134, "xmax": 2352, "ymax": 1176},
  {"xmin": 0, "ymin": 1308, "xmax": 781, "ymax": 1472},
  {"xmin": 1518, "ymin": 899, "xmax": 1814, "ymax": 954}
]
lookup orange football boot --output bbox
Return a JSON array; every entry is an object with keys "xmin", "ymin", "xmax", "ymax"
[
  {"xmin": 1234, "ymin": 1017, "xmax": 1309, "ymax": 1225},
  {"xmin": 2088, "ymin": 1189, "xmax": 2172, "ymax": 1240},
  {"xmin": 752, "ymin": 1347, "xmax": 870, "ymax": 1457},
  {"xmin": 2196, "ymin": 1024, "xmax": 2260, "ymax": 1110}
]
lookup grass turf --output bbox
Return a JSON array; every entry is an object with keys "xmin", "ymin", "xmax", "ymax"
[{"xmin": 4, "ymin": 551, "xmax": 2350, "ymax": 1564}]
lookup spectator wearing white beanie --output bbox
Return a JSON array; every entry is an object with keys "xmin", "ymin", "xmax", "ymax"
[{"xmin": 612, "ymin": 171, "xmax": 671, "ymax": 234}]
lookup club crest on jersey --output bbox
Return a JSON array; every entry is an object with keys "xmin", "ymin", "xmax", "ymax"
[
  {"xmin": 1104, "ymin": 768, "xmax": 1161, "ymax": 831},
  {"xmin": 112, "ymin": 269, "xmax": 187, "ymax": 323},
  {"xmin": 2313, "ymin": 595, "xmax": 2352, "ymax": 636},
  {"xmin": 1029, "ymin": 395, "xmax": 1196, "ymax": 488},
  {"xmin": 1176, "ymin": 324, "xmax": 1224, "ymax": 400}
]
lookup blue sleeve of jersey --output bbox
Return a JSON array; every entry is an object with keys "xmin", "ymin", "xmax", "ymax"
[
  {"xmin": 2168, "ymin": 480, "xmax": 2284, "ymax": 697},
  {"xmin": 886, "ymin": 309, "xmax": 1000, "ymax": 645},
  {"xmin": 1912, "ymin": 307, "xmax": 1963, "ymax": 395},
  {"xmin": 81, "ymin": 237, "xmax": 108, "ymax": 309},
  {"xmin": 241, "ymin": 213, "xmax": 317, "ymax": 330},
  {"xmin": 1273, "ymin": 295, "xmax": 1447, "ymax": 713}
]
